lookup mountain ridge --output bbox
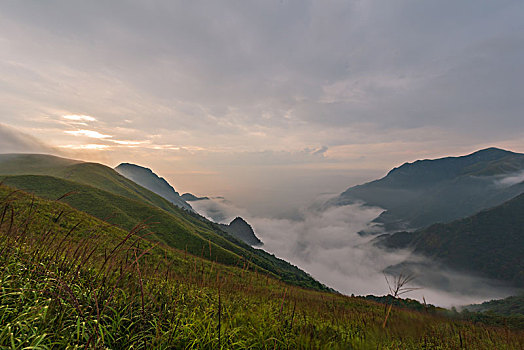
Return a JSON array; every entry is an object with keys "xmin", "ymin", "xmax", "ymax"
[
  {"xmin": 336, "ymin": 147, "xmax": 524, "ymax": 230},
  {"xmin": 115, "ymin": 162, "xmax": 192, "ymax": 211}
]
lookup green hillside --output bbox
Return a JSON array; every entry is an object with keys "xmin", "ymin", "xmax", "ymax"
[
  {"xmin": 0, "ymin": 154, "xmax": 325, "ymax": 289},
  {"xmin": 0, "ymin": 173, "xmax": 322, "ymax": 290},
  {"xmin": 381, "ymin": 192, "xmax": 524, "ymax": 287},
  {"xmin": 0, "ymin": 154, "xmax": 188, "ymax": 217},
  {"xmin": 1, "ymin": 184, "xmax": 522, "ymax": 348}
]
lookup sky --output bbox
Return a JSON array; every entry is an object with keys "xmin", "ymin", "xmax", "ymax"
[{"xmin": 1, "ymin": 0, "xmax": 524, "ymax": 217}]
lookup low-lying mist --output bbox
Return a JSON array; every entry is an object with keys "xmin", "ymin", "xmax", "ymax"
[
  {"xmin": 494, "ymin": 170, "xmax": 524, "ymax": 187},
  {"xmin": 191, "ymin": 196, "xmax": 517, "ymax": 308}
]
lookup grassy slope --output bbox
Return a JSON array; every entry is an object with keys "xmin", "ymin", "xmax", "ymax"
[
  {"xmin": 0, "ymin": 153, "xmax": 187, "ymax": 216},
  {"xmin": 0, "ymin": 170, "xmax": 323, "ymax": 290},
  {"xmin": 1, "ymin": 185, "xmax": 522, "ymax": 349}
]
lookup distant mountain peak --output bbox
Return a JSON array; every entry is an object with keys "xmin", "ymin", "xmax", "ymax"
[
  {"xmin": 229, "ymin": 217, "xmax": 254, "ymax": 233},
  {"xmin": 471, "ymin": 147, "xmax": 514, "ymax": 155},
  {"xmin": 220, "ymin": 216, "xmax": 263, "ymax": 246},
  {"xmin": 385, "ymin": 147, "xmax": 520, "ymax": 178},
  {"xmin": 115, "ymin": 163, "xmax": 192, "ymax": 211},
  {"xmin": 337, "ymin": 147, "xmax": 524, "ymax": 230}
]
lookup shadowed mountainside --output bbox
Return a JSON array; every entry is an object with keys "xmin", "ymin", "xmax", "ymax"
[
  {"xmin": 379, "ymin": 192, "xmax": 524, "ymax": 287},
  {"xmin": 464, "ymin": 294, "xmax": 524, "ymax": 316},
  {"xmin": 115, "ymin": 162, "xmax": 192, "ymax": 211},
  {"xmin": 335, "ymin": 147, "xmax": 524, "ymax": 231}
]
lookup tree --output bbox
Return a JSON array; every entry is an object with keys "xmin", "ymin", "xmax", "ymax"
[{"xmin": 382, "ymin": 273, "xmax": 420, "ymax": 328}]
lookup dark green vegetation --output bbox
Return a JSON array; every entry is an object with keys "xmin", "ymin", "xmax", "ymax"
[
  {"xmin": 363, "ymin": 295, "xmax": 524, "ymax": 331},
  {"xmin": 465, "ymin": 295, "xmax": 524, "ymax": 316},
  {"xmin": 380, "ymin": 192, "xmax": 524, "ymax": 287},
  {"xmin": 336, "ymin": 148, "xmax": 524, "ymax": 231},
  {"xmin": 459, "ymin": 295, "xmax": 524, "ymax": 330},
  {"xmin": 1, "ymin": 185, "xmax": 523, "ymax": 348},
  {"xmin": 0, "ymin": 154, "xmax": 322, "ymax": 290},
  {"xmin": 362, "ymin": 295, "xmax": 441, "ymax": 314},
  {"xmin": 219, "ymin": 217, "xmax": 263, "ymax": 246},
  {"xmin": 115, "ymin": 162, "xmax": 192, "ymax": 210}
]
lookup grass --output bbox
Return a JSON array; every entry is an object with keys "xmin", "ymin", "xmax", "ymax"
[
  {"xmin": 0, "ymin": 173, "xmax": 324, "ymax": 291},
  {"xmin": 0, "ymin": 185, "xmax": 523, "ymax": 348},
  {"xmin": 0, "ymin": 154, "xmax": 325, "ymax": 290}
]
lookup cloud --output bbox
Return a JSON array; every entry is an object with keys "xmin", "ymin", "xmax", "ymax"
[
  {"xmin": 111, "ymin": 140, "xmax": 150, "ymax": 146},
  {"xmin": 0, "ymin": 123, "xmax": 56, "ymax": 154},
  {"xmin": 64, "ymin": 129, "xmax": 112, "ymax": 139},
  {"xmin": 59, "ymin": 144, "xmax": 110, "ymax": 150},
  {"xmin": 0, "ymin": 1, "xmax": 522, "ymax": 201},
  {"xmin": 192, "ymin": 196, "xmax": 517, "ymax": 307},
  {"xmin": 495, "ymin": 170, "xmax": 524, "ymax": 187},
  {"xmin": 63, "ymin": 115, "xmax": 96, "ymax": 122},
  {"xmin": 191, "ymin": 197, "xmax": 249, "ymax": 224},
  {"xmin": 0, "ymin": 0, "xmax": 523, "ymax": 153}
]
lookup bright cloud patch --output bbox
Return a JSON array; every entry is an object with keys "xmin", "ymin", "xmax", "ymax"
[
  {"xmin": 65, "ymin": 129, "xmax": 111, "ymax": 139},
  {"xmin": 63, "ymin": 115, "xmax": 97, "ymax": 122},
  {"xmin": 59, "ymin": 144, "xmax": 110, "ymax": 150},
  {"xmin": 111, "ymin": 140, "xmax": 150, "ymax": 145}
]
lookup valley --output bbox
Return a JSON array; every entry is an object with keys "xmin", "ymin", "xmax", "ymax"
[{"xmin": 0, "ymin": 149, "xmax": 523, "ymax": 348}]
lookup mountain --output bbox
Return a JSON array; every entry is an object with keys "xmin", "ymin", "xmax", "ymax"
[
  {"xmin": 0, "ymin": 154, "xmax": 188, "ymax": 216},
  {"xmin": 335, "ymin": 148, "xmax": 524, "ymax": 231},
  {"xmin": 115, "ymin": 163, "xmax": 192, "ymax": 211},
  {"xmin": 219, "ymin": 217, "xmax": 263, "ymax": 246},
  {"xmin": 181, "ymin": 193, "xmax": 209, "ymax": 201},
  {"xmin": 379, "ymin": 192, "xmax": 524, "ymax": 287},
  {"xmin": 1, "ymin": 184, "xmax": 518, "ymax": 348},
  {"xmin": 114, "ymin": 164, "xmax": 261, "ymax": 246},
  {"xmin": 0, "ymin": 154, "xmax": 324, "ymax": 290}
]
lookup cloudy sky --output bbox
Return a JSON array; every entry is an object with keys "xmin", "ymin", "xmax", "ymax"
[{"xmin": 1, "ymin": 0, "xmax": 524, "ymax": 216}]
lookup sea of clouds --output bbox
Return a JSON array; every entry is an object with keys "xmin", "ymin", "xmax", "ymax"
[{"xmin": 191, "ymin": 195, "xmax": 517, "ymax": 308}]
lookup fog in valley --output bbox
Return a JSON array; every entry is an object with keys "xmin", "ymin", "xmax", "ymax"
[{"xmin": 192, "ymin": 195, "xmax": 517, "ymax": 308}]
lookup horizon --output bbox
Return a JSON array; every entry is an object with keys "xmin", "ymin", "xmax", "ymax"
[{"xmin": 1, "ymin": 144, "xmax": 523, "ymax": 219}]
